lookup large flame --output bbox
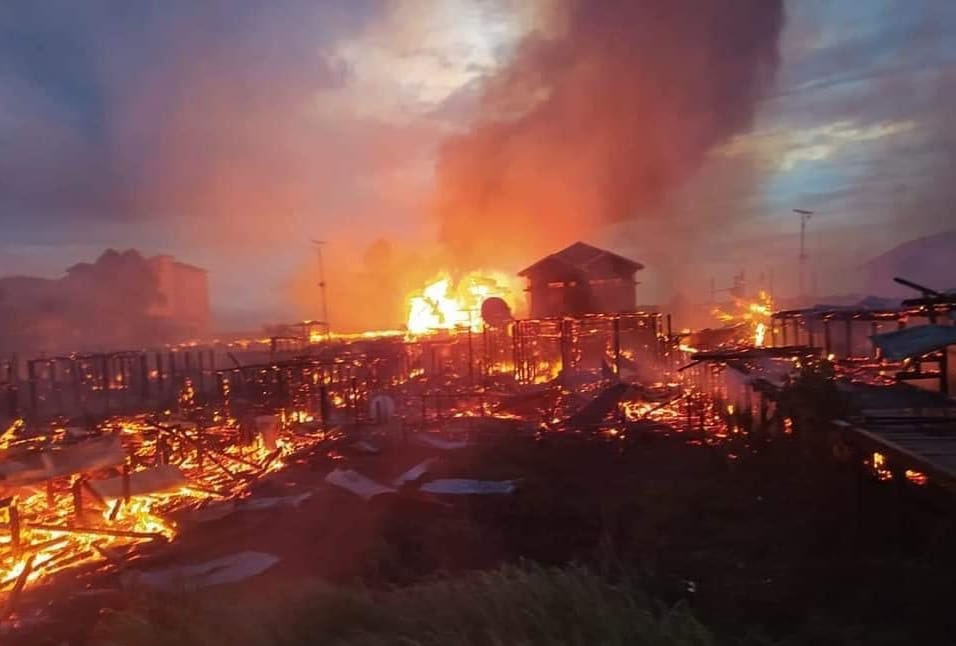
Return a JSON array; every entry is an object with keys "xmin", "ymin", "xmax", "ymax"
[
  {"xmin": 406, "ymin": 271, "xmax": 517, "ymax": 335},
  {"xmin": 713, "ymin": 291, "xmax": 773, "ymax": 347}
]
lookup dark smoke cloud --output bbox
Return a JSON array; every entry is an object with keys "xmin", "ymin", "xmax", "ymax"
[{"xmin": 434, "ymin": 0, "xmax": 785, "ymax": 268}]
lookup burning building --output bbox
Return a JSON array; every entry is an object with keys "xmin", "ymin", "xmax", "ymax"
[{"xmin": 519, "ymin": 242, "xmax": 643, "ymax": 319}]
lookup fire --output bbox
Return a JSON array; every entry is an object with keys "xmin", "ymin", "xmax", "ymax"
[
  {"xmin": 0, "ymin": 414, "xmax": 326, "ymax": 594},
  {"xmin": 406, "ymin": 271, "xmax": 517, "ymax": 335},
  {"xmin": 713, "ymin": 291, "xmax": 773, "ymax": 347},
  {"xmin": 871, "ymin": 451, "xmax": 893, "ymax": 481}
]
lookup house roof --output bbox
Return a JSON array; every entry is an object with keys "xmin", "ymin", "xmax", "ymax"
[
  {"xmin": 518, "ymin": 242, "xmax": 644, "ymax": 278},
  {"xmin": 872, "ymin": 324, "xmax": 956, "ymax": 361}
]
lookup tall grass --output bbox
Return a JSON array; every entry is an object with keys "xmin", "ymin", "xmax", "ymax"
[{"xmin": 94, "ymin": 565, "xmax": 714, "ymax": 646}]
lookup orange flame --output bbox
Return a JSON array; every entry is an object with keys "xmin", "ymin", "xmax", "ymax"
[
  {"xmin": 713, "ymin": 291, "xmax": 773, "ymax": 347},
  {"xmin": 406, "ymin": 271, "xmax": 518, "ymax": 335}
]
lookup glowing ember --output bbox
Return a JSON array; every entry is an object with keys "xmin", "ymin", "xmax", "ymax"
[
  {"xmin": 406, "ymin": 271, "xmax": 517, "ymax": 335},
  {"xmin": 0, "ymin": 414, "xmax": 325, "ymax": 593},
  {"xmin": 871, "ymin": 452, "xmax": 893, "ymax": 481},
  {"xmin": 905, "ymin": 470, "xmax": 928, "ymax": 486}
]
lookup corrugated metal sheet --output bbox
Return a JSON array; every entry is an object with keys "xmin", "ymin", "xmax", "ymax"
[{"xmin": 871, "ymin": 325, "xmax": 956, "ymax": 360}]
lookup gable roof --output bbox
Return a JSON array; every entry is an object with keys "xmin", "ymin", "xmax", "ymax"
[{"xmin": 518, "ymin": 242, "xmax": 644, "ymax": 278}]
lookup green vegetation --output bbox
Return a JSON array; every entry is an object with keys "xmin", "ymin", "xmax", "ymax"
[{"xmin": 94, "ymin": 565, "xmax": 713, "ymax": 646}]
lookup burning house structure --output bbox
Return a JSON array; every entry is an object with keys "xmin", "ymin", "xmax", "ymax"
[{"xmin": 518, "ymin": 242, "xmax": 644, "ymax": 319}]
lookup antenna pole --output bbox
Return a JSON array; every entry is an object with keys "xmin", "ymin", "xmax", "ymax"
[
  {"xmin": 311, "ymin": 240, "xmax": 330, "ymax": 340},
  {"xmin": 793, "ymin": 209, "xmax": 814, "ymax": 299}
]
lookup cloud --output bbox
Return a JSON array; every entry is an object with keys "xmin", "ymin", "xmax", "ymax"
[
  {"xmin": 717, "ymin": 119, "xmax": 918, "ymax": 171},
  {"xmin": 0, "ymin": 1, "xmax": 384, "ymax": 232}
]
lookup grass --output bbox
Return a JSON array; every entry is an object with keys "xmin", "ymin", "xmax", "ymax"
[{"xmin": 93, "ymin": 564, "xmax": 715, "ymax": 646}]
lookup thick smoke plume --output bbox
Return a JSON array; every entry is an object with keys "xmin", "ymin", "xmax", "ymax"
[{"xmin": 435, "ymin": 0, "xmax": 785, "ymax": 268}]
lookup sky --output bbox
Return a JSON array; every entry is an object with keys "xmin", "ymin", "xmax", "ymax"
[{"xmin": 1, "ymin": 0, "xmax": 955, "ymax": 329}]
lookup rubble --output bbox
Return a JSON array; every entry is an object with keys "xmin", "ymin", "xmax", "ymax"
[
  {"xmin": 419, "ymin": 479, "xmax": 518, "ymax": 495},
  {"xmin": 324, "ymin": 468, "xmax": 395, "ymax": 501},
  {"xmin": 410, "ymin": 435, "xmax": 469, "ymax": 451},
  {"xmin": 393, "ymin": 458, "xmax": 437, "ymax": 488},
  {"xmin": 123, "ymin": 551, "xmax": 280, "ymax": 589},
  {"xmin": 0, "ymin": 435, "xmax": 125, "ymax": 488},
  {"xmin": 89, "ymin": 464, "xmax": 187, "ymax": 500}
]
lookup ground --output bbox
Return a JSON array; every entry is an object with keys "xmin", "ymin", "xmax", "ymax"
[{"xmin": 13, "ymin": 423, "xmax": 956, "ymax": 645}]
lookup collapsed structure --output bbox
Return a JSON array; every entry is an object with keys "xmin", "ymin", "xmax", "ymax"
[{"xmin": 0, "ymin": 234, "xmax": 954, "ymax": 640}]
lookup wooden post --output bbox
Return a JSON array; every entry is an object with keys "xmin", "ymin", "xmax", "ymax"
[
  {"xmin": 198, "ymin": 350, "xmax": 206, "ymax": 395},
  {"xmin": 467, "ymin": 327, "xmax": 475, "ymax": 387},
  {"xmin": 156, "ymin": 433, "xmax": 167, "ymax": 466},
  {"xmin": 100, "ymin": 354, "xmax": 110, "ymax": 411},
  {"xmin": 9, "ymin": 499, "xmax": 20, "ymax": 555},
  {"xmin": 4, "ymin": 383, "xmax": 16, "ymax": 419},
  {"xmin": 122, "ymin": 461, "xmax": 131, "ymax": 504},
  {"xmin": 72, "ymin": 478, "xmax": 84, "ymax": 519},
  {"xmin": 155, "ymin": 352, "xmax": 165, "ymax": 396},
  {"xmin": 482, "ymin": 325, "xmax": 489, "ymax": 378},
  {"xmin": 168, "ymin": 351, "xmax": 177, "ymax": 386},
  {"xmin": 50, "ymin": 360, "xmax": 62, "ymax": 416},
  {"xmin": 319, "ymin": 384, "xmax": 329, "ymax": 431},
  {"xmin": 871, "ymin": 321, "xmax": 880, "ymax": 359},
  {"xmin": 844, "ymin": 318, "xmax": 853, "ymax": 359},
  {"xmin": 560, "ymin": 319, "xmax": 571, "ymax": 381},
  {"xmin": 71, "ymin": 359, "xmax": 83, "ymax": 414},
  {"xmin": 436, "ymin": 391, "xmax": 443, "ymax": 430},
  {"xmin": 184, "ymin": 351, "xmax": 193, "ymax": 386},
  {"xmin": 613, "ymin": 316, "xmax": 622, "ymax": 380},
  {"xmin": 140, "ymin": 354, "xmax": 150, "ymax": 401},
  {"xmin": 685, "ymin": 393, "xmax": 692, "ymax": 432},
  {"xmin": 511, "ymin": 322, "xmax": 520, "ymax": 383},
  {"xmin": 217, "ymin": 372, "xmax": 229, "ymax": 402},
  {"xmin": 940, "ymin": 347, "xmax": 949, "ymax": 396}
]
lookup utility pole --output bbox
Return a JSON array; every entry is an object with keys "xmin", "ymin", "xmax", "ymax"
[
  {"xmin": 793, "ymin": 209, "xmax": 813, "ymax": 300},
  {"xmin": 310, "ymin": 240, "xmax": 330, "ymax": 340}
]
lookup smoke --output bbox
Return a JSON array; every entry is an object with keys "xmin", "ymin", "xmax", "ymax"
[
  {"xmin": 0, "ymin": 249, "xmax": 185, "ymax": 353},
  {"xmin": 434, "ymin": 0, "xmax": 785, "ymax": 268}
]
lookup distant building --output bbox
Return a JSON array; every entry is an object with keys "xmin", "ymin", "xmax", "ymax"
[
  {"xmin": 518, "ymin": 242, "xmax": 644, "ymax": 318},
  {"xmin": 147, "ymin": 255, "xmax": 211, "ymax": 338}
]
